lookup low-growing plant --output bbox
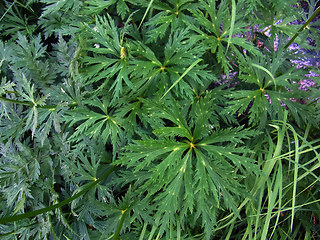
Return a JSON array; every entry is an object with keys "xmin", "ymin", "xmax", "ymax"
[{"xmin": 0, "ymin": 0, "xmax": 320, "ymax": 239}]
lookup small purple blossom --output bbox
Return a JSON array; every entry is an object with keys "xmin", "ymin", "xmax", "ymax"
[{"xmin": 298, "ymin": 78, "xmax": 316, "ymax": 91}]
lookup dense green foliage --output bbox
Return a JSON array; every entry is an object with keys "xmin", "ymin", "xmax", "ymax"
[{"xmin": 0, "ymin": 0, "xmax": 320, "ymax": 239}]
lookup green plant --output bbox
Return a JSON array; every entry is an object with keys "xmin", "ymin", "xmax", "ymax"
[{"xmin": 1, "ymin": 0, "xmax": 320, "ymax": 239}]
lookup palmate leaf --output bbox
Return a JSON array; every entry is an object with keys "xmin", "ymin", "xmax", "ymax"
[
  {"xmin": 251, "ymin": 0, "xmax": 301, "ymax": 41},
  {"xmin": 116, "ymin": 99, "xmax": 260, "ymax": 239},
  {"xmin": 33, "ymin": 107, "xmax": 63, "ymax": 145},
  {"xmin": 189, "ymin": 0, "xmax": 262, "ymax": 75},
  {"xmin": 0, "ymin": 111, "xmax": 25, "ymax": 142},
  {"xmin": 128, "ymin": 28, "xmax": 214, "ymax": 99},
  {"xmin": 0, "ymin": 76, "xmax": 16, "ymax": 120},
  {"xmin": 83, "ymin": 187, "xmax": 154, "ymax": 239},
  {"xmin": 63, "ymin": 98, "xmax": 125, "ymax": 156},
  {"xmin": 81, "ymin": 15, "xmax": 135, "ymax": 102},
  {"xmin": 19, "ymin": 81, "xmax": 53, "ymax": 142},
  {"xmin": 0, "ymin": 2, "xmax": 37, "ymax": 39},
  {"xmin": 38, "ymin": 8, "xmax": 86, "ymax": 38},
  {"xmin": 40, "ymin": 0, "xmax": 83, "ymax": 18},
  {"xmin": 144, "ymin": 0, "xmax": 199, "ymax": 43},
  {"xmin": 243, "ymin": 0, "xmax": 264, "ymax": 15},
  {"xmin": 225, "ymin": 53, "xmax": 315, "ymax": 127},
  {"xmin": 113, "ymin": 97, "xmax": 156, "ymax": 138},
  {"xmin": 63, "ymin": 149, "xmax": 100, "ymax": 183},
  {"xmin": 84, "ymin": 0, "xmax": 137, "ymax": 19},
  {"xmin": 50, "ymin": 36, "xmax": 79, "ymax": 78},
  {"xmin": 0, "ymin": 40, "xmax": 13, "ymax": 72}
]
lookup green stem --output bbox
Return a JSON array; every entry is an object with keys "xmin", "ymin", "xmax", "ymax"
[
  {"xmin": 0, "ymin": 222, "xmax": 36, "ymax": 237},
  {"xmin": 215, "ymin": 112, "xmax": 288, "ymax": 231},
  {"xmin": 0, "ymin": 166, "xmax": 116, "ymax": 224},
  {"xmin": 0, "ymin": 96, "xmax": 33, "ymax": 107},
  {"xmin": 285, "ymin": 6, "xmax": 320, "ymax": 49},
  {"xmin": 0, "ymin": 95, "xmax": 65, "ymax": 109},
  {"xmin": 161, "ymin": 59, "xmax": 202, "ymax": 100},
  {"xmin": 0, "ymin": 0, "xmax": 16, "ymax": 23},
  {"xmin": 113, "ymin": 210, "xmax": 128, "ymax": 240}
]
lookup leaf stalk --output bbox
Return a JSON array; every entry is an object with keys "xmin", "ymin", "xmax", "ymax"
[{"xmin": 0, "ymin": 166, "xmax": 116, "ymax": 224}]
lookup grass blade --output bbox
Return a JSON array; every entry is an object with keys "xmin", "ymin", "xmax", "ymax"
[
  {"xmin": 285, "ymin": 6, "xmax": 320, "ymax": 49},
  {"xmin": 0, "ymin": 166, "xmax": 116, "ymax": 224},
  {"xmin": 261, "ymin": 163, "xmax": 282, "ymax": 240},
  {"xmin": 254, "ymin": 188, "xmax": 264, "ymax": 240},
  {"xmin": 251, "ymin": 63, "xmax": 276, "ymax": 88},
  {"xmin": 269, "ymin": 161, "xmax": 283, "ymax": 239},
  {"xmin": 161, "ymin": 59, "xmax": 202, "ymax": 99},
  {"xmin": 286, "ymin": 125, "xmax": 300, "ymax": 232},
  {"xmin": 225, "ymin": 0, "xmax": 236, "ymax": 55},
  {"xmin": 113, "ymin": 209, "xmax": 128, "ymax": 240},
  {"xmin": 176, "ymin": 215, "xmax": 181, "ymax": 240},
  {"xmin": 139, "ymin": 223, "xmax": 148, "ymax": 240},
  {"xmin": 0, "ymin": 1, "xmax": 15, "ymax": 23},
  {"xmin": 138, "ymin": 0, "xmax": 155, "ymax": 29}
]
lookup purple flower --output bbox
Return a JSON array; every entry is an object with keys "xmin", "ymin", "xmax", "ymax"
[{"xmin": 298, "ymin": 78, "xmax": 316, "ymax": 91}]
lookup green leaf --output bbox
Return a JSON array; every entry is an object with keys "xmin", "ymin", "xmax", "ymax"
[
  {"xmin": 81, "ymin": 15, "xmax": 134, "ymax": 102},
  {"xmin": 226, "ymin": 53, "xmax": 315, "ymax": 127},
  {"xmin": 64, "ymin": 98, "xmax": 125, "ymax": 156},
  {"xmin": 116, "ymin": 99, "xmax": 260, "ymax": 239},
  {"xmin": 40, "ymin": 0, "xmax": 83, "ymax": 17},
  {"xmin": 189, "ymin": 0, "xmax": 262, "ymax": 76},
  {"xmin": 129, "ymin": 28, "xmax": 213, "ymax": 99},
  {"xmin": 144, "ymin": 0, "xmax": 197, "ymax": 43},
  {"xmin": 84, "ymin": 0, "xmax": 137, "ymax": 19},
  {"xmin": 0, "ymin": 3, "xmax": 37, "ymax": 38}
]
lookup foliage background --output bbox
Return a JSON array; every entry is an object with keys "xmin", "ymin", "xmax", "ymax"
[{"xmin": 0, "ymin": 0, "xmax": 320, "ymax": 239}]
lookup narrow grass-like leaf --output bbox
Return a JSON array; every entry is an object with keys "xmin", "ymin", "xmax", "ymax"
[
  {"xmin": 269, "ymin": 161, "xmax": 283, "ymax": 239},
  {"xmin": 113, "ymin": 209, "xmax": 128, "ymax": 240},
  {"xmin": 285, "ymin": 6, "xmax": 320, "ymax": 49},
  {"xmin": 215, "ymin": 113, "xmax": 288, "ymax": 233},
  {"xmin": 286, "ymin": 124, "xmax": 300, "ymax": 232},
  {"xmin": 161, "ymin": 59, "xmax": 202, "ymax": 99},
  {"xmin": 254, "ymin": 188, "xmax": 264, "ymax": 240},
  {"xmin": 254, "ymin": 112, "xmax": 287, "ymax": 194},
  {"xmin": 176, "ymin": 215, "xmax": 181, "ymax": 240},
  {"xmin": 138, "ymin": 0, "xmax": 154, "ymax": 29},
  {"xmin": 280, "ymin": 198, "xmax": 320, "ymax": 213},
  {"xmin": 251, "ymin": 63, "xmax": 276, "ymax": 88},
  {"xmin": 0, "ymin": 166, "xmax": 115, "ymax": 224},
  {"xmin": 261, "ymin": 166, "xmax": 282, "ymax": 240},
  {"xmin": 0, "ymin": 1, "xmax": 15, "ymax": 23},
  {"xmin": 225, "ymin": 0, "xmax": 236, "ymax": 55},
  {"xmin": 225, "ymin": 222, "xmax": 234, "ymax": 240},
  {"xmin": 139, "ymin": 223, "xmax": 148, "ymax": 240},
  {"xmin": 147, "ymin": 225, "xmax": 157, "ymax": 240}
]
